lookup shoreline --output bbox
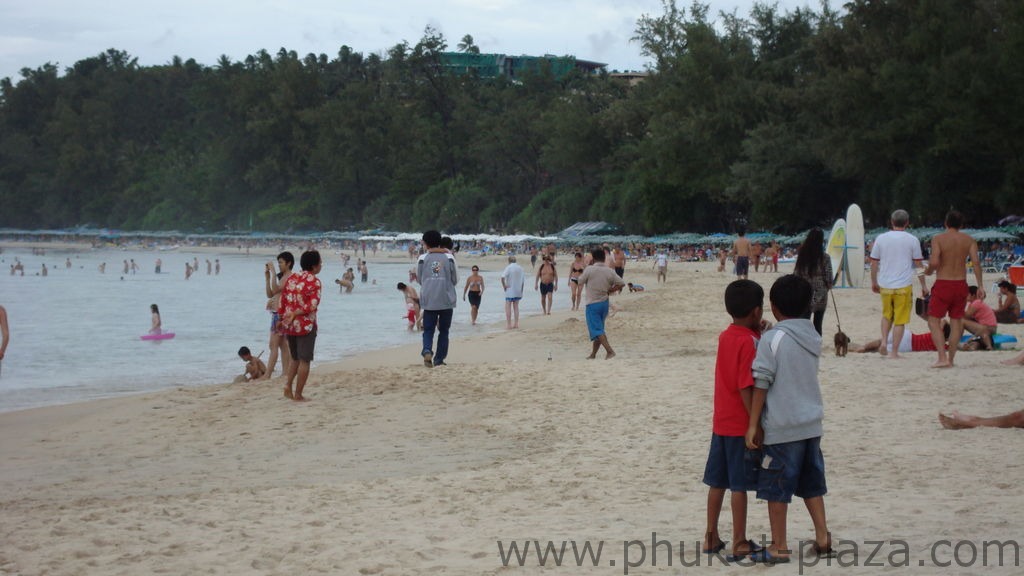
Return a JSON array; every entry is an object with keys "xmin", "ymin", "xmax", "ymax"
[{"xmin": 0, "ymin": 239, "xmax": 578, "ymax": 415}]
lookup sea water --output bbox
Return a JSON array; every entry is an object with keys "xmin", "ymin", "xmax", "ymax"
[{"xmin": 0, "ymin": 247, "xmax": 566, "ymax": 413}]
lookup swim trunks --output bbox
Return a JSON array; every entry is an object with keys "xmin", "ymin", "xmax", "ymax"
[
  {"xmin": 736, "ymin": 257, "xmax": 749, "ymax": 276},
  {"xmin": 928, "ymin": 280, "xmax": 968, "ymax": 320},
  {"xmin": 539, "ymin": 282, "xmax": 554, "ymax": 296},
  {"xmin": 505, "ymin": 297, "xmax": 521, "ymax": 303},
  {"xmin": 468, "ymin": 292, "xmax": 482, "ymax": 307},
  {"xmin": 880, "ymin": 285, "xmax": 913, "ymax": 325},
  {"xmin": 614, "ymin": 267, "xmax": 625, "ymax": 278},
  {"xmin": 585, "ymin": 300, "xmax": 610, "ymax": 340}
]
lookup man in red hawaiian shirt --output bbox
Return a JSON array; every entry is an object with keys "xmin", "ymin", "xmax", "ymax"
[{"xmin": 278, "ymin": 250, "xmax": 323, "ymax": 401}]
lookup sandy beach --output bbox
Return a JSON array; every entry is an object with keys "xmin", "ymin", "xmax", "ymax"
[{"xmin": 2, "ymin": 257, "xmax": 1023, "ymax": 575}]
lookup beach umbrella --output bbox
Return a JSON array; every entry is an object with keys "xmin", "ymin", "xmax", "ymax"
[{"xmin": 965, "ymin": 229, "xmax": 1018, "ymax": 241}]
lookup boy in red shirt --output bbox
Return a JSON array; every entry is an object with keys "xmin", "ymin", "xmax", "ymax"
[{"xmin": 702, "ymin": 279, "xmax": 768, "ymax": 561}]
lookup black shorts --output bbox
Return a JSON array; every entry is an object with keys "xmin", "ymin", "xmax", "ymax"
[
  {"xmin": 539, "ymin": 282, "xmax": 554, "ymax": 296},
  {"xmin": 287, "ymin": 327, "xmax": 317, "ymax": 362},
  {"xmin": 468, "ymin": 292, "xmax": 482, "ymax": 307},
  {"xmin": 614, "ymin": 267, "xmax": 624, "ymax": 278}
]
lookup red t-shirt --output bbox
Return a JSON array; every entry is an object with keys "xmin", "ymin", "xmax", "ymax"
[
  {"xmin": 277, "ymin": 270, "xmax": 321, "ymax": 336},
  {"xmin": 910, "ymin": 332, "xmax": 938, "ymax": 352},
  {"xmin": 713, "ymin": 324, "xmax": 760, "ymax": 436}
]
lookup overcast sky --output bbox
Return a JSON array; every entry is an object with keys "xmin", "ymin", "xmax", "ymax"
[{"xmin": 0, "ymin": 0, "xmax": 806, "ymax": 83}]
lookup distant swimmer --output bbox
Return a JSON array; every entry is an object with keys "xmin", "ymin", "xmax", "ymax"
[
  {"xmin": 336, "ymin": 268, "xmax": 355, "ymax": 293},
  {"xmin": 0, "ymin": 304, "xmax": 9, "ymax": 369},
  {"xmin": 398, "ymin": 282, "xmax": 422, "ymax": 330},
  {"xmin": 155, "ymin": 258, "xmax": 162, "ymax": 274},
  {"xmin": 150, "ymin": 304, "xmax": 162, "ymax": 335}
]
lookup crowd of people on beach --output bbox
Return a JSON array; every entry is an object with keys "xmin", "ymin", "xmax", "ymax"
[{"xmin": 2, "ymin": 211, "xmax": 1022, "ymax": 570}]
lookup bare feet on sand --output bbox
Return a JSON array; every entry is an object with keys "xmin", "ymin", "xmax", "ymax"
[
  {"xmin": 283, "ymin": 387, "xmax": 293, "ymax": 399},
  {"xmin": 605, "ymin": 352, "xmax": 616, "ymax": 360},
  {"xmin": 939, "ymin": 411, "xmax": 973, "ymax": 430},
  {"xmin": 930, "ymin": 361, "xmax": 953, "ymax": 369}
]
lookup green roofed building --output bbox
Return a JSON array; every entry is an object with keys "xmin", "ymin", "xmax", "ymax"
[{"xmin": 441, "ymin": 52, "xmax": 606, "ymax": 80}]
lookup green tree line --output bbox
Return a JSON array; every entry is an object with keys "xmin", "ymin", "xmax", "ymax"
[{"xmin": 1, "ymin": 0, "xmax": 1022, "ymax": 234}]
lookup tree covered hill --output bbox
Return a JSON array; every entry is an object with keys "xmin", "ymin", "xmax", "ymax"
[{"xmin": 1, "ymin": 0, "xmax": 1022, "ymax": 234}]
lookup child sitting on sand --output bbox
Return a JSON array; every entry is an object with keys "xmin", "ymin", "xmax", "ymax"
[
  {"xmin": 627, "ymin": 282, "xmax": 645, "ymax": 292},
  {"xmin": 745, "ymin": 275, "xmax": 833, "ymax": 564},
  {"xmin": 702, "ymin": 280, "xmax": 769, "ymax": 561},
  {"xmin": 236, "ymin": 346, "xmax": 266, "ymax": 382}
]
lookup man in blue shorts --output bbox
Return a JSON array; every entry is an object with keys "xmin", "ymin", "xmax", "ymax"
[
  {"xmin": 578, "ymin": 248, "xmax": 625, "ymax": 359},
  {"xmin": 502, "ymin": 256, "xmax": 525, "ymax": 329}
]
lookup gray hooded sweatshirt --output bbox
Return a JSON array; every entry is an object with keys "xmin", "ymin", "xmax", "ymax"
[
  {"xmin": 752, "ymin": 318, "xmax": 824, "ymax": 445},
  {"xmin": 417, "ymin": 251, "xmax": 458, "ymax": 311}
]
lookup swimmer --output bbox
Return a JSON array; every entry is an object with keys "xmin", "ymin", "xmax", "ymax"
[{"xmin": 149, "ymin": 304, "xmax": 162, "ymax": 335}]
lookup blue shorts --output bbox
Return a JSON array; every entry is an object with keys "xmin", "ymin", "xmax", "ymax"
[
  {"xmin": 756, "ymin": 437, "xmax": 827, "ymax": 504},
  {"xmin": 505, "ymin": 296, "xmax": 521, "ymax": 303},
  {"xmin": 703, "ymin": 434, "xmax": 760, "ymax": 492},
  {"xmin": 585, "ymin": 300, "xmax": 609, "ymax": 340}
]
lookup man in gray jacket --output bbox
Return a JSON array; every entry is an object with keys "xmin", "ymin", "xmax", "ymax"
[
  {"xmin": 744, "ymin": 275, "xmax": 833, "ymax": 564},
  {"xmin": 417, "ymin": 230, "xmax": 458, "ymax": 367}
]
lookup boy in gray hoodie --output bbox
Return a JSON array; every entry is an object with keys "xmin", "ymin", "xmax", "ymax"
[
  {"xmin": 745, "ymin": 274, "xmax": 832, "ymax": 564},
  {"xmin": 417, "ymin": 230, "xmax": 458, "ymax": 367}
]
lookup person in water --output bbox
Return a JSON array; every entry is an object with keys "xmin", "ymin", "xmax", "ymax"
[{"xmin": 150, "ymin": 304, "xmax": 162, "ymax": 335}]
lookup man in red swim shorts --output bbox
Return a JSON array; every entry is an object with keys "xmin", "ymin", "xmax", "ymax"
[{"xmin": 921, "ymin": 210, "xmax": 984, "ymax": 368}]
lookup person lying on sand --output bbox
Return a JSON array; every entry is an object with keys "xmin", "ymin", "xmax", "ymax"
[
  {"xmin": 1000, "ymin": 350, "xmax": 1024, "ymax": 366},
  {"xmin": 939, "ymin": 410, "xmax": 1024, "ymax": 430}
]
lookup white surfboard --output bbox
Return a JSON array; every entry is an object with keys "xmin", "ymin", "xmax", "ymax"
[
  {"xmin": 844, "ymin": 204, "xmax": 865, "ymax": 288},
  {"xmin": 827, "ymin": 218, "xmax": 846, "ymax": 285}
]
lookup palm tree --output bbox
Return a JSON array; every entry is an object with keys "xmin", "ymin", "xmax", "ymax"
[{"xmin": 457, "ymin": 34, "xmax": 480, "ymax": 54}]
